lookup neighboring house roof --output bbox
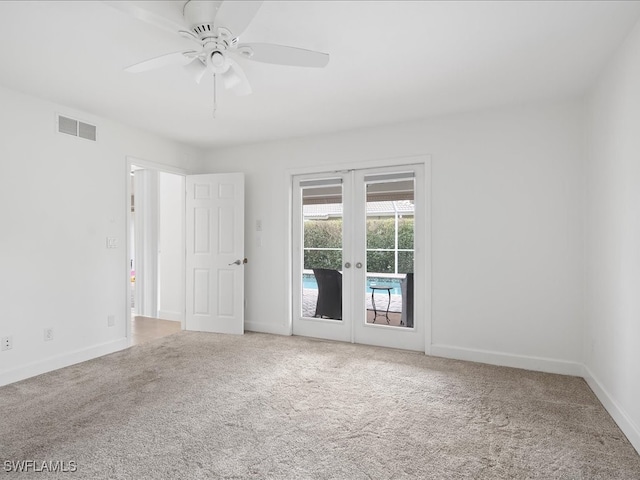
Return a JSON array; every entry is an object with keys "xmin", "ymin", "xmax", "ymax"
[{"xmin": 304, "ymin": 201, "xmax": 414, "ymax": 219}]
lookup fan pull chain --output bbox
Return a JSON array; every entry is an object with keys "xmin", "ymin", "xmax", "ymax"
[{"xmin": 212, "ymin": 73, "xmax": 217, "ymax": 119}]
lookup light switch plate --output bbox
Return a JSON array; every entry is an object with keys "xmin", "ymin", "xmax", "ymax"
[{"xmin": 44, "ymin": 328, "xmax": 54, "ymax": 342}]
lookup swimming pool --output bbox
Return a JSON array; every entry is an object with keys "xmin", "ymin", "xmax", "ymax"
[{"xmin": 302, "ymin": 273, "xmax": 403, "ymax": 295}]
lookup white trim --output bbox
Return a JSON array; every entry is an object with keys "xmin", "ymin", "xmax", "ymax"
[
  {"xmin": 126, "ymin": 156, "xmax": 190, "ymax": 176},
  {"xmin": 583, "ymin": 366, "xmax": 640, "ymax": 455},
  {"xmin": 286, "ymin": 154, "xmax": 431, "ymax": 177},
  {"xmin": 284, "ymin": 170, "xmax": 294, "ymax": 336},
  {"xmin": 0, "ymin": 339, "xmax": 128, "ymax": 387},
  {"xmin": 430, "ymin": 344, "xmax": 583, "ymax": 376},
  {"xmin": 245, "ymin": 320, "xmax": 291, "ymax": 336},
  {"xmin": 423, "ymin": 158, "xmax": 433, "ymax": 354},
  {"xmin": 133, "ymin": 169, "xmax": 160, "ymax": 318}
]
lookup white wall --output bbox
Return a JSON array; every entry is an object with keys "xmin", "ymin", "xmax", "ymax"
[
  {"xmin": 199, "ymin": 100, "xmax": 585, "ymax": 374},
  {"xmin": 158, "ymin": 171, "xmax": 185, "ymax": 322},
  {"xmin": 0, "ymin": 84, "xmax": 200, "ymax": 386},
  {"xmin": 585, "ymin": 18, "xmax": 640, "ymax": 452}
]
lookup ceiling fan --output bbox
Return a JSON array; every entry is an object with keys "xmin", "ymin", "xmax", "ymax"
[{"xmin": 121, "ymin": 0, "xmax": 329, "ymax": 101}]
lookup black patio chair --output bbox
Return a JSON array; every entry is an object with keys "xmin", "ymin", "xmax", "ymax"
[
  {"xmin": 313, "ymin": 268, "xmax": 342, "ymax": 320},
  {"xmin": 401, "ymin": 273, "xmax": 414, "ymax": 327}
]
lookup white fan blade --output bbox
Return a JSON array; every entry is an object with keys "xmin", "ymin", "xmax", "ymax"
[
  {"xmin": 236, "ymin": 43, "xmax": 329, "ymax": 68},
  {"xmin": 222, "ymin": 58, "xmax": 252, "ymax": 96},
  {"xmin": 103, "ymin": 1, "xmax": 185, "ymax": 36},
  {"xmin": 125, "ymin": 51, "xmax": 196, "ymax": 73},
  {"xmin": 215, "ymin": 0, "xmax": 263, "ymax": 37},
  {"xmin": 184, "ymin": 58, "xmax": 208, "ymax": 84}
]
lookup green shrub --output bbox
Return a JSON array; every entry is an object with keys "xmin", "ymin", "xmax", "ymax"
[{"xmin": 303, "ymin": 217, "xmax": 414, "ymax": 273}]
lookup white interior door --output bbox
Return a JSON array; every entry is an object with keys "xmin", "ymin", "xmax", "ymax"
[
  {"xmin": 292, "ymin": 164, "xmax": 426, "ymax": 352},
  {"xmin": 186, "ymin": 173, "xmax": 245, "ymax": 334}
]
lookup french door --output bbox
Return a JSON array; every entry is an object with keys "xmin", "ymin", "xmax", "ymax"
[{"xmin": 292, "ymin": 164, "xmax": 426, "ymax": 351}]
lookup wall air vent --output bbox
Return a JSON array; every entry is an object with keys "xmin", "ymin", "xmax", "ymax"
[
  {"xmin": 78, "ymin": 121, "xmax": 97, "ymax": 141},
  {"xmin": 57, "ymin": 115, "xmax": 97, "ymax": 142}
]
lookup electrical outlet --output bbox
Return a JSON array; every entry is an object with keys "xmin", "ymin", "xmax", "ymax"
[
  {"xmin": 44, "ymin": 328, "xmax": 54, "ymax": 342},
  {"xmin": 1, "ymin": 336, "xmax": 12, "ymax": 351},
  {"xmin": 107, "ymin": 315, "xmax": 115, "ymax": 327}
]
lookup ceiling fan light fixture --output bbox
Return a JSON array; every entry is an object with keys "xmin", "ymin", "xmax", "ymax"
[
  {"xmin": 124, "ymin": 0, "xmax": 328, "ymax": 105},
  {"xmin": 209, "ymin": 51, "xmax": 226, "ymax": 68}
]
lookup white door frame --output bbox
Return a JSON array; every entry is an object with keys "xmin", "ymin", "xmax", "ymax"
[
  {"xmin": 285, "ymin": 154, "xmax": 432, "ymax": 354},
  {"xmin": 125, "ymin": 156, "xmax": 189, "ymax": 343},
  {"xmin": 133, "ymin": 168, "xmax": 159, "ymax": 318}
]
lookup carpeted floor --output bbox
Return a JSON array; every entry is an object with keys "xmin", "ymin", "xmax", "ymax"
[{"xmin": 1, "ymin": 332, "xmax": 639, "ymax": 479}]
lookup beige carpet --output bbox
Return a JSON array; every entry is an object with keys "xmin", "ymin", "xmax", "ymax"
[{"xmin": 1, "ymin": 332, "xmax": 639, "ymax": 479}]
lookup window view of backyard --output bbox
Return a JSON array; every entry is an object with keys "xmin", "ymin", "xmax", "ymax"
[{"xmin": 301, "ymin": 179, "xmax": 414, "ymax": 327}]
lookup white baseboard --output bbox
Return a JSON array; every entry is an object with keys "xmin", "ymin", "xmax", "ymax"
[
  {"xmin": 158, "ymin": 310, "xmax": 184, "ymax": 322},
  {"xmin": 0, "ymin": 338, "xmax": 129, "ymax": 387},
  {"xmin": 430, "ymin": 344, "xmax": 583, "ymax": 376},
  {"xmin": 245, "ymin": 320, "xmax": 291, "ymax": 336},
  {"xmin": 583, "ymin": 366, "xmax": 640, "ymax": 455}
]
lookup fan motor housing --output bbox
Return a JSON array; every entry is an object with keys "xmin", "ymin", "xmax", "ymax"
[
  {"xmin": 183, "ymin": 1, "xmax": 220, "ymax": 28},
  {"xmin": 191, "ymin": 22, "xmax": 215, "ymax": 37}
]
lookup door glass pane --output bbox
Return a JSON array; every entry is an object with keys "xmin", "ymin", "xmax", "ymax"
[
  {"xmin": 364, "ymin": 178, "xmax": 414, "ymax": 328},
  {"xmin": 301, "ymin": 183, "xmax": 343, "ymax": 321}
]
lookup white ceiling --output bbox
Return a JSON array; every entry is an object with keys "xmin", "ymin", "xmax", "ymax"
[{"xmin": 0, "ymin": 1, "xmax": 639, "ymax": 150}]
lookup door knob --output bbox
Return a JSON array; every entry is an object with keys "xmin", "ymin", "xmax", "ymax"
[
  {"xmin": 356, "ymin": 262, "xmax": 363, "ymax": 269},
  {"xmin": 344, "ymin": 262, "xmax": 351, "ymax": 268},
  {"xmin": 229, "ymin": 258, "xmax": 248, "ymax": 266}
]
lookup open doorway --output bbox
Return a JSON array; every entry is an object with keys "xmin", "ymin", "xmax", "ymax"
[{"xmin": 129, "ymin": 162, "xmax": 185, "ymax": 345}]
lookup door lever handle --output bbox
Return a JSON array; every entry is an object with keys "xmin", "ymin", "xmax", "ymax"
[{"xmin": 229, "ymin": 258, "xmax": 248, "ymax": 266}]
